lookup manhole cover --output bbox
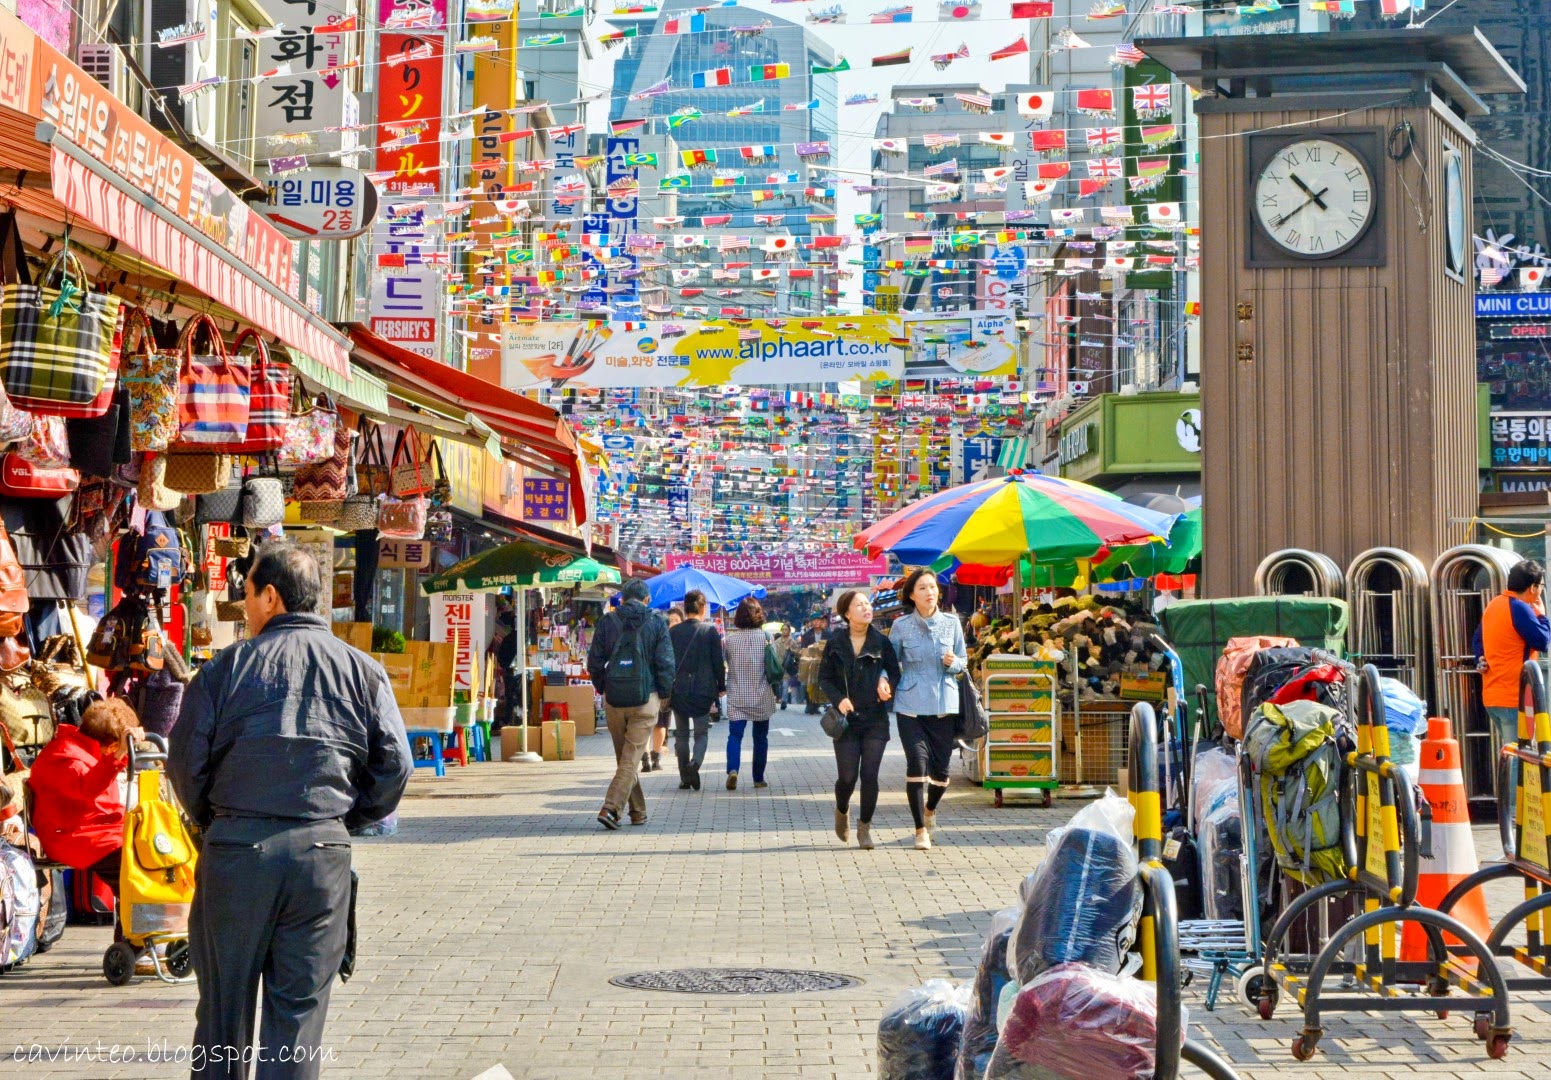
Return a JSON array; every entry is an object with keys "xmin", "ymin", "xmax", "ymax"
[{"xmin": 609, "ymin": 968, "xmax": 861, "ymax": 994}]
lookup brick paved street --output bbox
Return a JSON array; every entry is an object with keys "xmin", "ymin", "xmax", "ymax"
[{"xmin": 5, "ymin": 716, "xmax": 1550, "ymax": 1079}]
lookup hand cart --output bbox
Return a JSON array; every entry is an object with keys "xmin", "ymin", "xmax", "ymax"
[
  {"xmin": 1438, "ymin": 659, "xmax": 1551, "ymax": 1024},
  {"xmin": 980, "ymin": 662, "xmax": 1059, "ymax": 807},
  {"xmin": 1258, "ymin": 664, "xmax": 1513, "ymax": 1060},
  {"xmin": 1128, "ymin": 701, "xmax": 1244, "ymax": 1080}
]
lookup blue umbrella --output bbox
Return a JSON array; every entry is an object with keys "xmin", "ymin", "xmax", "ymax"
[{"xmin": 646, "ymin": 566, "xmax": 766, "ymax": 611}]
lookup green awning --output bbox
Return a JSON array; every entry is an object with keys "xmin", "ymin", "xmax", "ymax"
[{"xmin": 287, "ymin": 347, "xmax": 390, "ymax": 416}]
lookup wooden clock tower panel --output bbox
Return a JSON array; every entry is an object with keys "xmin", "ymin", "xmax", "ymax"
[{"xmin": 1139, "ymin": 31, "xmax": 1524, "ymax": 597}]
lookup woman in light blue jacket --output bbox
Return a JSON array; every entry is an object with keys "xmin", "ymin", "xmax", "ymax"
[{"xmin": 887, "ymin": 569, "xmax": 967, "ymax": 851}]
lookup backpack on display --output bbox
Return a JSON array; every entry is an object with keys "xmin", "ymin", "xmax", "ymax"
[
  {"xmin": 604, "ymin": 617, "xmax": 655, "ymax": 708},
  {"xmin": 1244, "ymin": 699, "xmax": 1348, "ymax": 886},
  {"xmin": 123, "ymin": 512, "xmax": 186, "ymax": 592},
  {"xmin": 0, "ymin": 840, "xmax": 40, "ymax": 968}
]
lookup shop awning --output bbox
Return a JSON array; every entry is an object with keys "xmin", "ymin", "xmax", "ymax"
[
  {"xmin": 483, "ymin": 511, "xmax": 656, "ymax": 576},
  {"xmin": 286, "ymin": 349, "xmax": 391, "ymax": 417},
  {"xmin": 349, "ymin": 328, "xmax": 589, "ymax": 525},
  {"xmin": 0, "ymin": 8, "xmax": 351, "ymax": 375}
]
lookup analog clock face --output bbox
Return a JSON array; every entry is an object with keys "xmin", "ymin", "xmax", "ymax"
[{"xmin": 1253, "ymin": 138, "xmax": 1375, "ymax": 258}]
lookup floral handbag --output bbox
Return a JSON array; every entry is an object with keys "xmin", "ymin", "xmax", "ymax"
[
  {"xmin": 278, "ymin": 391, "xmax": 337, "ymax": 467},
  {"xmin": 0, "ymin": 385, "xmax": 31, "ymax": 444},
  {"xmin": 120, "ymin": 306, "xmax": 181, "ymax": 452},
  {"xmin": 16, "ymin": 414, "xmax": 70, "ymax": 468}
]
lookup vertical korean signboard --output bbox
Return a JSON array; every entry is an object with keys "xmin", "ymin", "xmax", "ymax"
[
  {"xmin": 253, "ymin": 0, "xmax": 357, "ymax": 159},
  {"xmin": 465, "ymin": 17, "xmax": 517, "ymax": 383},
  {"xmin": 431, "ymin": 592, "xmax": 487, "ymax": 704},
  {"xmin": 580, "ymin": 137, "xmax": 640, "ymax": 310}
]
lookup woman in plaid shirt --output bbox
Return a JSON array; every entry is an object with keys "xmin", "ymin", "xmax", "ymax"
[{"xmin": 723, "ymin": 597, "xmax": 780, "ymax": 790}]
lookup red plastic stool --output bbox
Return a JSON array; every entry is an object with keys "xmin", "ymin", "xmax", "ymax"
[{"xmin": 542, "ymin": 702, "xmax": 569, "ymax": 724}]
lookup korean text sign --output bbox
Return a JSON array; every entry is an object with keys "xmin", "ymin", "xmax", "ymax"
[{"xmin": 522, "ymin": 477, "xmax": 570, "ymax": 522}]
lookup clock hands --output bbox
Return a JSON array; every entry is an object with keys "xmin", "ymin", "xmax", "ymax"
[
  {"xmin": 1290, "ymin": 173, "xmax": 1329, "ymax": 211},
  {"xmin": 1268, "ymin": 185, "xmax": 1331, "ymax": 230}
]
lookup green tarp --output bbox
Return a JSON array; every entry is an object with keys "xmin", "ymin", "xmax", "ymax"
[{"xmin": 1159, "ymin": 596, "xmax": 1349, "ymax": 735}]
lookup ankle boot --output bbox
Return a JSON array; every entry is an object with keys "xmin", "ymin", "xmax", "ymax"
[
  {"xmin": 650, "ymin": 751, "xmax": 661, "ymax": 771},
  {"xmin": 835, "ymin": 809, "xmax": 849, "ymax": 842},
  {"xmin": 857, "ymin": 823, "xmax": 873, "ymax": 850},
  {"xmin": 914, "ymin": 828, "xmax": 931, "ymax": 851}
]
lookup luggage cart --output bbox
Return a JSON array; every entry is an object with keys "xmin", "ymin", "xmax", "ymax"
[
  {"xmin": 1438, "ymin": 660, "xmax": 1551, "ymax": 1019},
  {"xmin": 1258, "ymin": 664, "xmax": 1513, "ymax": 1060},
  {"xmin": 1128, "ymin": 701, "xmax": 1243, "ymax": 1080},
  {"xmin": 981, "ymin": 668, "xmax": 1059, "ymax": 807}
]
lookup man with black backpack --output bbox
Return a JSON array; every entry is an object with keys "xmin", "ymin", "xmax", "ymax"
[
  {"xmin": 587, "ymin": 577, "xmax": 675, "ymax": 829},
  {"xmin": 668, "ymin": 589, "xmax": 726, "ymax": 790}
]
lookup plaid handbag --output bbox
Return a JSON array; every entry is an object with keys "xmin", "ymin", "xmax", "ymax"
[
  {"xmin": 389, "ymin": 426, "xmax": 434, "ymax": 496},
  {"xmin": 292, "ymin": 421, "xmax": 352, "ymax": 502},
  {"xmin": 0, "ymin": 217, "xmax": 123, "ymax": 416},
  {"xmin": 206, "ymin": 329, "xmax": 289, "ymax": 453},
  {"xmin": 120, "ymin": 306, "xmax": 182, "ymax": 452},
  {"xmin": 174, "ymin": 314, "xmax": 250, "ymax": 446}
]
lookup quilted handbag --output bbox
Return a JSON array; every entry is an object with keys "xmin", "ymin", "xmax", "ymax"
[
  {"xmin": 292, "ymin": 421, "xmax": 351, "ymax": 502},
  {"xmin": 241, "ymin": 475, "xmax": 285, "ymax": 528},
  {"xmin": 0, "ymin": 217, "xmax": 124, "ymax": 417},
  {"xmin": 119, "ymin": 306, "xmax": 181, "ymax": 452},
  {"xmin": 0, "ymin": 385, "xmax": 31, "ymax": 444},
  {"xmin": 207, "ymin": 329, "xmax": 289, "ymax": 453},
  {"xmin": 337, "ymin": 494, "xmax": 380, "ymax": 532},
  {"xmin": 16, "ymin": 414, "xmax": 69, "ymax": 468},
  {"xmin": 389, "ymin": 426, "xmax": 434, "ymax": 497},
  {"xmin": 377, "ymin": 494, "xmax": 427, "ymax": 539},
  {"xmin": 0, "ymin": 452, "xmax": 78, "ymax": 497},
  {"xmin": 355, "ymin": 420, "xmax": 389, "ymax": 496},
  {"xmin": 136, "ymin": 454, "xmax": 184, "ymax": 511},
  {"xmin": 278, "ymin": 392, "xmax": 337, "ymax": 467},
  {"xmin": 163, "ymin": 451, "xmax": 232, "ymax": 495},
  {"xmin": 198, "ymin": 476, "xmax": 244, "ymax": 523},
  {"xmin": 174, "ymin": 314, "xmax": 250, "ymax": 446}
]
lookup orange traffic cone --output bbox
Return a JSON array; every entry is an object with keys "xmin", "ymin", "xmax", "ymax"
[{"xmin": 1401, "ymin": 717, "xmax": 1492, "ymax": 961}]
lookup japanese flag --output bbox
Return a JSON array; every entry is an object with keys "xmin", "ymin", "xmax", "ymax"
[
  {"xmin": 1521, "ymin": 266, "xmax": 1546, "ymax": 291},
  {"xmin": 1016, "ymin": 92, "xmax": 1053, "ymax": 119},
  {"xmin": 762, "ymin": 235, "xmax": 795, "ymax": 253},
  {"xmin": 979, "ymin": 132, "xmax": 1016, "ymax": 148},
  {"xmin": 1108, "ymin": 257, "xmax": 1134, "ymax": 270},
  {"xmin": 1148, "ymin": 202, "xmax": 1182, "ymax": 226},
  {"xmin": 754, "ymin": 268, "xmax": 779, "ymax": 280}
]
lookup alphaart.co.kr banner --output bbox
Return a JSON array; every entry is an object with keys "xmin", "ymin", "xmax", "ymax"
[{"xmin": 499, "ymin": 318, "xmax": 907, "ymax": 389}]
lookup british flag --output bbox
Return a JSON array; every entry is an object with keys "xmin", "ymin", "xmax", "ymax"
[
  {"xmin": 1133, "ymin": 84, "xmax": 1171, "ymax": 113},
  {"xmin": 1086, "ymin": 157, "xmax": 1123, "ymax": 179},
  {"xmin": 1086, "ymin": 127, "xmax": 1122, "ymax": 148}
]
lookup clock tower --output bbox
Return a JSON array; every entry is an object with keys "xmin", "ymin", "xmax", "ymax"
[{"xmin": 1139, "ymin": 31, "xmax": 1524, "ymax": 596}]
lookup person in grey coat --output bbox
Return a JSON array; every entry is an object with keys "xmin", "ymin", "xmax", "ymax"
[{"xmin": 170, "ymin": 543, "xmax": 412, "ymax": 1080}]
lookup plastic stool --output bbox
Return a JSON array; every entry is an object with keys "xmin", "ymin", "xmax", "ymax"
[
  {"xmin": 475, "ymin": 720, "xmax": 492, "ymax": 761},
  {"xmin": 542, "ymin": 702, "xmax": 570, "ymax": 723},
  {"xmin": 406, "ymin": 730, "xmax": 447, "ymax": 777},
  {"xmin": 442, "ymin": 725, "xmax": 469, "ymax": 768}
]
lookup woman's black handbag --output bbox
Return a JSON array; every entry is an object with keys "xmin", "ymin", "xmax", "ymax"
[
  {"xmin": 955, "ymin": 673, "xmax": 989, "ymax": 743},
  {"xmin": 820, "ymin": 663, "xmax": 849, "ymax": 739}
]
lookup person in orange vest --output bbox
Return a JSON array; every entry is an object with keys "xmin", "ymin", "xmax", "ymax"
[{"xmin": 1474, "ymin": 560, "xmax": 1551, "ymax": 748}]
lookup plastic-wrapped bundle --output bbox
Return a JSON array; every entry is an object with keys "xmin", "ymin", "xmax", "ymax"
[
  {"xmin": 955, "ymin": 907, "xmax": 1019, "ymax": 1080},
  {"xmin": 1199, "ymin": 797, "xmax": 1243, "ymax": 921},
  {"xmin": 1008, "ymin": 794, "xmax": 1141, "ymax": 984},
  {"xmin": 985, "ymin": 963, "xmax": 1173, "ymax": 1080},
  {"xmin": 1379, "ymin": 678, "xmax": 1426, "ymax": 770},
  {"xmin": 1190, "ymin": 748, "xmax": 1238, "ymax": 833},
  {"xmin": 878, "ymin": 979, "xmax": 971, "ymax": 1080}
]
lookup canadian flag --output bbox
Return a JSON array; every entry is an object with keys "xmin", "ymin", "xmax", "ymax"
[
  {"xmin": 762, "ymin": 235, "xmax": 795, "ymax": 253},
  {"xmin": 1521, "ymin": 266, "xmax": 1546, "ymax": 291},
  {"xmin": 1016, "ymin": 92, "xmax": 1053, "ymax": 119},
  {"xmin": 1148, "ymin": 202, "xmax": 1182, "ymax": 226}
]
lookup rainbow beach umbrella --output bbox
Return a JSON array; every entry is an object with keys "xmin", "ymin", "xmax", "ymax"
[{"xmin": 855, "ymin": 471, "xmax": 1177, "ymax": 569}]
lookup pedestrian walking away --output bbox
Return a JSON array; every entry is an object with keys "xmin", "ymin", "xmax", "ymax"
[
  {"xmin": 1474, "ymin": 558, "xmax": 1551, "ymax": 749},
  {"xmin": 799, "ymin": 615, "xmax": 828, "ymax": 714},
  {"xmin": 819, "ymin": 590, "xmax": 901, "ymax": 851},
  {"xmin": 772, "ymin": 624, "xmax": 796, "ymax": 709},
  {"xmin": 668, "ymin": 590, "xmax": 726, "ymax": 791},
  {"xmin": 887, "ymin": 569, "xmax": 967, "ymax": 851},
  {"xmin": 723, "ymin": 597, "xmax": 780, "ymax": 790},
  {"xmin": 587, "ymin": 577, "xmax": 675, "ymax": 829},
  {"xmin": 644, "ymin": 607, "xmax": 685, "ymax": 773},
  {"xmin": 168, "ymin": 543, "xmax": 413, "ymax": 1080}
]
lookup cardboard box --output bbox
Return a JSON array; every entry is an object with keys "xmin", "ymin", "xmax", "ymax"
[
  {"xmin": 499, "ymin": 725, "xmax": 543, "ymax": 761},
  {"xmin": 332, "ymin": 621, "xmax": 373, "ymax": 651},
  {"xmin": 543, "ymin": 684, "xmax": 597, "ymax": 736},
  {"xmin": 540, "ymin": 720, "xmax": 576, "ymax": 761},
  {"xmin": 986, "ymin": 747, "xmax": 1055, "ymax": 780},
  {"xmin": 1119, "ymin": 672, "xmax": 1168, "ymax": 701},
  {"xmin": 373, "ymin": 652, "xmax": 414, "ymax": 701}
]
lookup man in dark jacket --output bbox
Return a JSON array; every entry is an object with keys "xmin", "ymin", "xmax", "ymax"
[
  {"xmin": 170, "ymin": 543, "xmax": 412, "ymax": 1080},
  {"xmin": 667, "ymin": 589, "xmax": 725, "ymax": 790},
  {"xmin": 586, "ymin": 577, "xmax": 675, "ymax": 829}
]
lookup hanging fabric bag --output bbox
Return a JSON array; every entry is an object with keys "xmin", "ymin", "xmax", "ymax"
[
  {"xmin": 136, "ymin": 454, "xmax": 183, "ymax": 511},
  {"xmin": 389, "ymin": 426, "xmax": 434, "ymax": 497},
  {"xmin": 174, "ymin": 314, "xmax": 250, "ymax": 446},
  {"xmin": 377, "ymin": 494, "xmax": 428, "ymax": 539},
  {"xmin": 241, "ymin": 457, "xmax": 286, "ymax": 529},
  {"xmin": 17, "ymin": 414, "xmax": 70, "ymax": 468},
  {"xmin": 277, "ymin": 390, "xmax": 337, "ymax": 467},
  {"xmin": 162, "ymin": 451, "xmax": 232, "ymax": 495},
  {"xmin": 206, "ymin": 329, "xmax": 289, "ymax": 453},
  {"xmin": 292, "ymin": 419, "xmax": 352, "ymax": 503},
  {"xmin": 0, "ymin": 452, "xmax": 79, "ymax": 498},
  {"xmin": 119, "ymin": 306, "xmax": 181, "ymax": 451},
  {"xmin": 355, "ymin": 419, "xmax": 390, "ymax": 496}
]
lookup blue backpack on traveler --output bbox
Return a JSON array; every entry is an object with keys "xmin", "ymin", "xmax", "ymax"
[{"xmin": 604, "ymin": 614, "xmax": 656, "ymax": 708}]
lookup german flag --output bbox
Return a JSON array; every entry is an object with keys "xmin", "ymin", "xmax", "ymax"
[{"xmin": 872, "ymin": 49, "xmax": 911, "ymax": 67}]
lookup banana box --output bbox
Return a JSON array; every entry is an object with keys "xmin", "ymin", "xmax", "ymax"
[
  {"xmin": 986, "ymin": 748, "xmax": 1056, "ymax": 780},
  {"xmin": 988, "ymin": 717, "xmax": 1054, "ymax": 745}
]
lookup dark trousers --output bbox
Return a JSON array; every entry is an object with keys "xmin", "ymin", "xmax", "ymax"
[
  {"xmin": 834, "ymin": 732, "xmax": 888, "ymax": 823},
  {"xmin": 898, "ymin": 714, "xmax": 956, "ymax": 828},
  {"xmin": 189, "ymin": 817, "xmax": 353, "ymax": 1080},
  {"xmin": 673, "ymin": 708, "xmax": 711, "ymax": 779}
]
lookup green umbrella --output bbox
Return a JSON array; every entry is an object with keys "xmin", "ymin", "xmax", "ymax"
[
  {"xmin": 421, "ymin": 539, "xmax": 581, "ymax": 594},
  {"xmin": 532, "ymin": 556, "xmax": 621, "ymax": 586},
  {"xmin": 1092, "ymin": 507, "xmax": 1202, "ymax": 582}
]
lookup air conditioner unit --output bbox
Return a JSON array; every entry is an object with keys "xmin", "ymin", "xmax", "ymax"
[
  {"xmin": 144, "ymin": 0, "xmax": 220, "ymax": 147},
  {"xmin": 77, "ymin": 43, "xmax": 129, "ymax": 100}
]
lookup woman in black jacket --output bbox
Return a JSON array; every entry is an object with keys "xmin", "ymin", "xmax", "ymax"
[{"xmin": 818, "ymin": 590, "xmax": 902, "ymax": 850}]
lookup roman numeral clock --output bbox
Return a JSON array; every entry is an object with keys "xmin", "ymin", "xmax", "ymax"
[{"xmin": 1139, "ymin": 31, "xmax": 1525, "ymax": 595}]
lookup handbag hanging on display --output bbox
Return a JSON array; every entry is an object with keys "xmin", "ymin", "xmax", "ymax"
[
  {"xmin": 376, "ymin": 494, "xmax": 427, "ymax": 539},
  {"xmin": 0, "ymin": 216, "xmax": 124, "ymax": 417},
  {"xmin": 337, "ymin": 492, "xmax": 381, "ymax": 532},
  {"xmin": 162, "ymin": 450, "xmax": 232, "ymax": 495},
  {"xmin": 0, "ymin": 523, "xmax": 29, "ymax": 639},
  {"xmin": 292, "ymin": 419, "xmax": 352, "ymax": 502},
  {"xmin": 0, "ymin": 384, "xmax": 32, "ymax": 444},
  {"xmin": 206, "ymin": 329, "xmax": 289, "ymax": 453},
  {"xmin": 241, "ymin": 459, "xmax": 286, "ymax": 529},
  {"xmin": 355, "ymin": 419, "xmax": 389, "ymax": 496},
  {"xmin": 66, "ymin": 378, "xmax": 131, "ymax": 477},
  {"xmin": 120, "ymin": 306, "xmax": 181, "ymax": 452},
  {"xmin": 277, "ymin": 390, "xmax": 337, "ymax": 467},
  {"xmin": 0, "ymin": 452, "xmax": 79, "ymax": 498},
  {"xmin": 136, "ymin": 453, "xmax": 183, "ymax": 511},
  {"xmin": 389, "ymin": 426, "xmax": 434, "ymax": 497},
  {"xmin": 198, "ymin": 473, "xmax": 244, "ymax": 524},
  {"xmin": 17, "ymin": 413, "xmax": 70, "ymax": 468},
  {"xmin": 174, "ymin": 314, "xmax": 250, "ymax": 446},
  {"xmin": 5, "ymin": 496, "xmax": 92, "ymax": 601}
]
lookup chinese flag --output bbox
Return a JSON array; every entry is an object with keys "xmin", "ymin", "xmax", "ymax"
[{"xmin": 1011, "ymin": 1, "xmax": 1054, "ymax": 14}]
